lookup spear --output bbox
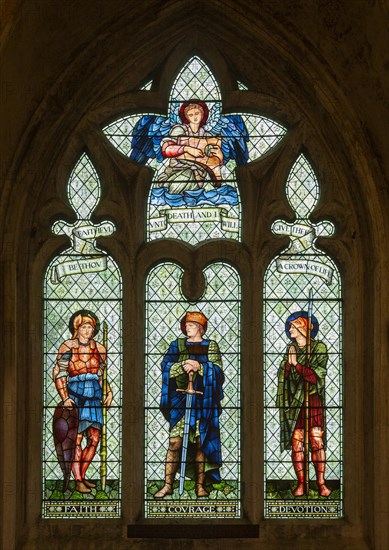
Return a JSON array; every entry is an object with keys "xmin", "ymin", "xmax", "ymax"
[
  {"xmin": 304, "ymin": 289, "xmax": 313, "ymax": 496},
  {"xmin": 100, "ymin": 321, "xmax": 108, "ymax": 492}
]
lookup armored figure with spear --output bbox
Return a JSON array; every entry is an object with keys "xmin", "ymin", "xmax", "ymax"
[
  {"xmin": 155, "ymin": 312, "xmax": 224, "ymax": 499},
  {"xmin": 52, "ymin": 310, "xmax": 112, "ymax": 493},
  {"xmin": 276, "ymin": 294, "xmax": 332, "ymax": 497}
]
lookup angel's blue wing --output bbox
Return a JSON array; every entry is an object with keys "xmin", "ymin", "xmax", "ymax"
[
  {"xmin": 130, "ymin": 115, "xmax": 172, "ymax": 164},
  {"xmin": 169, "ymin": 101, "xmax": 181, "ymax": 125},
  {"xmin": 208, "ymin": 114, "xmax": 249, "ymax": 165}
]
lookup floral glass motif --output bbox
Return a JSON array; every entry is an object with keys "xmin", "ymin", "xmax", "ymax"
[
  {"xmin": 145, "ymin": 262, "xmax": 241, "ymax": 518},
  {"xmin": 103, "ymin": 56, "xmax": 286, "ymax": 245},
  {"xmin": 42, "ymin": 154, "xmax": 122, "ymax": 519},
  {"xmin": 264, "ymin": 155, "xmax": 343, "ymax": 519}
]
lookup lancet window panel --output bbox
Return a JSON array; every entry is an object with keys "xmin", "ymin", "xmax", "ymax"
[
  {"xmin": 145, "ymin": 262, "xmax": 241, "ymax": 519},
  {"xmin": 42, "ymin": 154, "xmax": 122, "ymax": 519},
  {"xmin": 264, "ymin": 155, "xmax": 343, "ymax": 519}
]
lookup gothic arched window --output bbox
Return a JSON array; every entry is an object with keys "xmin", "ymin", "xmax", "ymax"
[
  {"xmin": 41, "ymin": 55, "xmax": 343, "ymax": 523},
  {"xmin": 43, "ymin": 155, "xmax": 122, "ymax": 518},
  {"xmin": 3, "ymin": 5, "xmax": 384, "ymax": 549},
  {"xmin": 264, "ymin": 155, "xmax": 342, "ymax": 518}
]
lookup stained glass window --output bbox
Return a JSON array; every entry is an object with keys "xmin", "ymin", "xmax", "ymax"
[
  {"xmin": 42, "ymin": 154, "xmax": 122, "ymax": 518},
  {"xmin": 264, "ymin": 155, "xmax": 343, "ymax": 518},
  {"xmin": 145, "ymin": 262, "xmax": 241, "ymax": 518},
  {"xmin": 103, "ymin": 56, "xmax": 287, "ymax": 245}
]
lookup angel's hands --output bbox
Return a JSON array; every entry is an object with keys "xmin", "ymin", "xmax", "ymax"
[
  {"xmin": 184, "ymin": 146, "xmax": 203, "ymax": 158},
  {"xmin": 208, "ymin": 145, "xmax": 223, "ymax": 161}
]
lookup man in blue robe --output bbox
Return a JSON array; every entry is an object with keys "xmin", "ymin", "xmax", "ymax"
[{"xmin": 155, "ymin": 311, "xmax": 224, "ymax": 498}]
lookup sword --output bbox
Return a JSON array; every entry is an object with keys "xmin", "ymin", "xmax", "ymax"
[{"xmin": 177, "ymin": 371, "xmax": 203, "ymax": 495}]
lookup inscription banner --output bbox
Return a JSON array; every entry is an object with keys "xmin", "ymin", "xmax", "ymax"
[
  {"xmin": 150, "ymin": 207, "xmax": 238, "ymax": 233},
  {"xmin": 50, "ymin": 221, "xmax": 115, "ymax": 284},
  {"xmin": 272, "ymin": 221, "xmax": 314, "ymax": 251},
  {"xmin": 44, "ymin": 501, "xmax": 120, "ymax": 518},
  {"xmin": 267, "ymin": 500, "xmax": 340, "ymax": 518},
  {"xmin": 50, "ymin": 255, "xmax": 107, "ymax": 284},
  {"xmin": 147, "ymin": 500, "xmax": 239, "ymax": 518},
  {"xmin": 276, "ymin": 257, "xmax": 333, "ymax": 284}
]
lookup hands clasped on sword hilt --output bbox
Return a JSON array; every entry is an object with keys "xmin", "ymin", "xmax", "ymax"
[{"xmin": 176, "ymin": 371, "xmax": 203, "ymax": 395}]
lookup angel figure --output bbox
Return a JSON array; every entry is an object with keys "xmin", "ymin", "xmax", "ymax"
[{"xmin": 130, "ymin": 99, "xmax": 249, "ymax": 196}]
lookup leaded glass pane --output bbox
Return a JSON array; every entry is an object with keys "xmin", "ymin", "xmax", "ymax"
[
  {"xmin": 140, "ymin": 80, "xmax": 153, "ymax": 91},
  {"xmin": 237, "ymin": 81, "xmax": 248, "ymax": 91},
  {"xmin": 42, "ymin": 154, "xmax": 122, "ymax": 518},
  {"xmin": 145, "ymin": 262, "xmax": 241, "ymax": 518},
  {"xmin": 264, "ymin": 155, "xmax": 343, "ymax": 519},
  {"xmin": 102, "ymin": 56, "xmax": 287, "ymax": 245},
  {"xmin": 170, "ymin": 57, "xmax": 220, "ymax": 102}
]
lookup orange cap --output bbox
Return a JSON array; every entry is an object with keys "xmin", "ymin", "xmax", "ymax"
[{"xmin": 181, "ymin": 311, "xmax": 208, "ymax": 335}]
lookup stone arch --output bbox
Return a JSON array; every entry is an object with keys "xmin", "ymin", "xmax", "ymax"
[{"xmin": 1, "ymin": 2, "xmax": 387, "ymax": 548}]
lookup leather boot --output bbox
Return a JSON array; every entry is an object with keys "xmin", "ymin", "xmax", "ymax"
[
  {"xmin": 75, "ymin": 480, "xmax": 91, "ymax": 493},
  {"xmin": 83, "ymin": 479, "xmax": 96, "ymax": 488},
  {"xmin": 154, "ymin": 444, "xmax": 180, "ymax": 498},
  {"xmin": 195, "ymin": 443, "xmax": 209, "ymax": 497}
]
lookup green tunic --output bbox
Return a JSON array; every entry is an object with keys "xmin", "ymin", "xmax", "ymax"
[
  {"xmin": 276, "ymin": 340, "xmax": 327, "ymax": 452},
  {"xmin": 169, "ymin": 338, "xmax": 222, "ymax": 439}
]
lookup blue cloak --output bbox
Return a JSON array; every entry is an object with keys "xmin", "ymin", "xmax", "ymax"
[{"xmin": 160, "ymin": 338, "xmax": 224, "ymax": 482}]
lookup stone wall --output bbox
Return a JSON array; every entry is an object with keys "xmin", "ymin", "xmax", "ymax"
[{"xmin": 1, "ymin": 2, "xmax": 388, "ymax": 548}]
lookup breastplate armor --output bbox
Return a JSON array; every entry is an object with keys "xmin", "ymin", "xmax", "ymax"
[{"xmin": 69, "ymin": 340, "xmax": 101, "ymax": 375}]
